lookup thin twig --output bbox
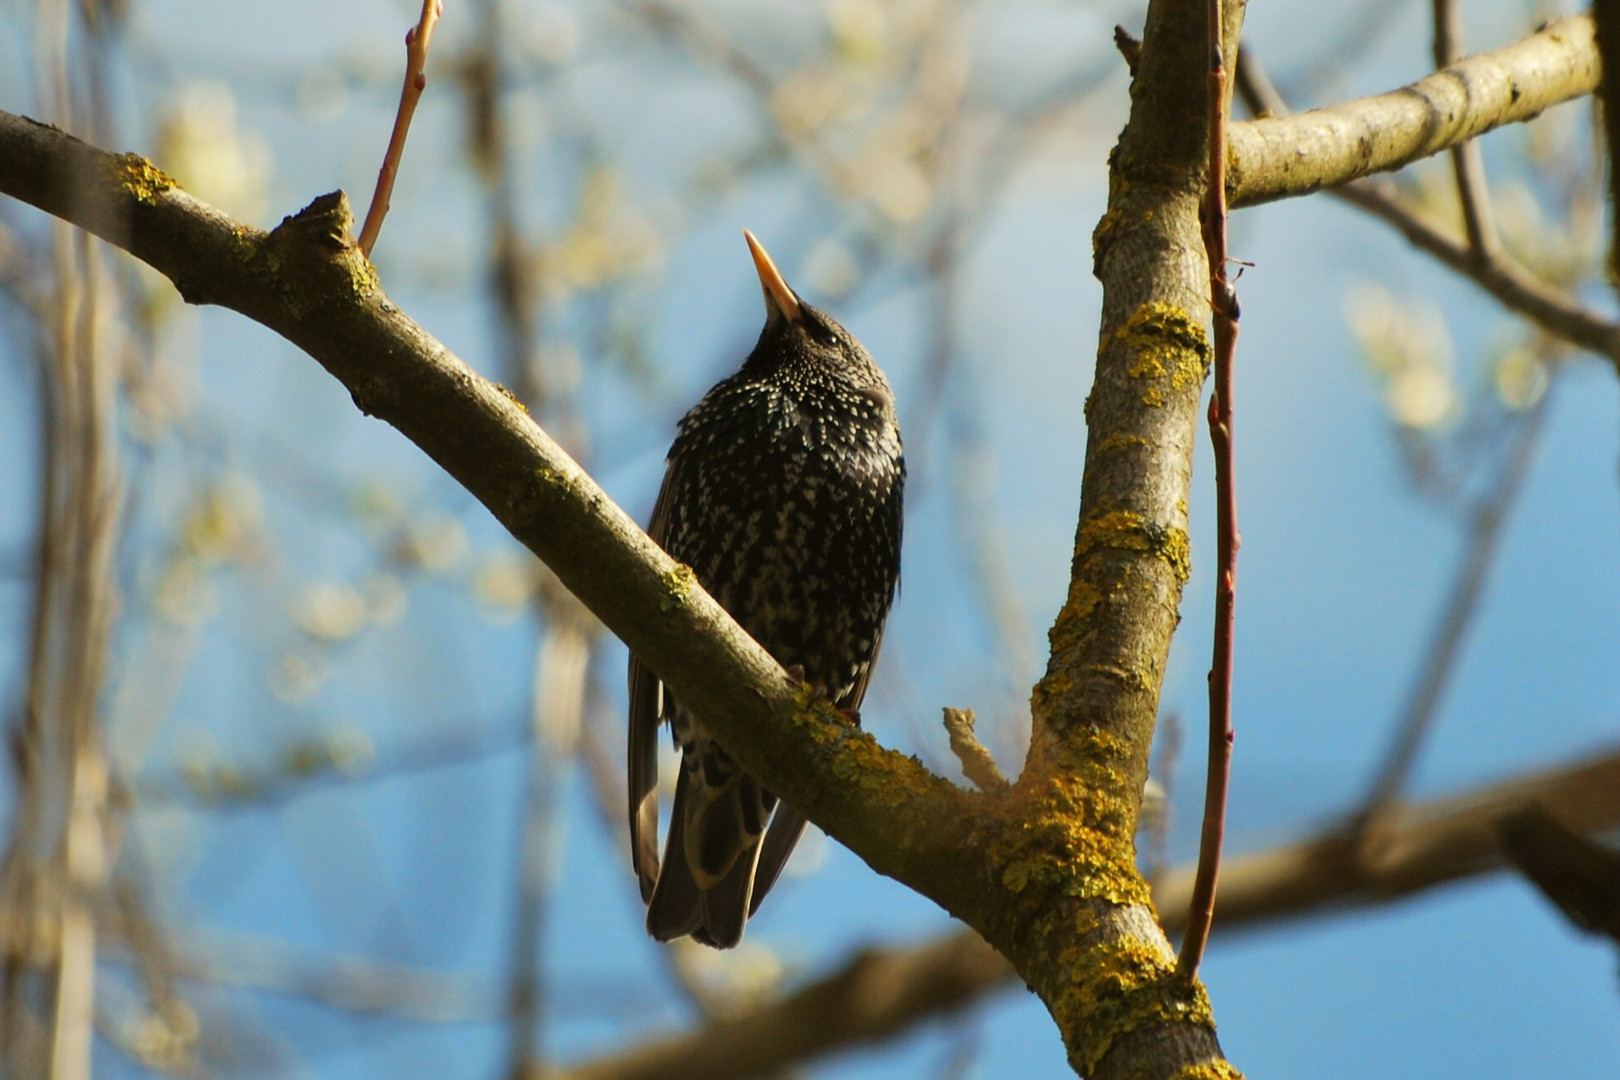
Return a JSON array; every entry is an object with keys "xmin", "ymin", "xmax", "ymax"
[
  {"xmin": 356, "ymin": 0, "xmax": 443, "ymax": 259},
  {"xmin": 1181, "ymin": 0, "xmax": 1240, "ymax": 981},
  {"xmin": 1431, "ymin": 0, "xmax": 1499, "ymax": 260}
]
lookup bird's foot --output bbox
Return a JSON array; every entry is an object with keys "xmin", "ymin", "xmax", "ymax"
[{"xmin": 785, "ymin": 665, "xmax": 859, "ymax": 726}]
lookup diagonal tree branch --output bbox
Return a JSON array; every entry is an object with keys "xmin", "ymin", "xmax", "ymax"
[
  {"xmin": 1229, "ymin": 15, "xmax": 1599, "ymax": 208},
  {"xmin": 1233, "ymin": 42, "xmax": 1620, "ymax": 375}
]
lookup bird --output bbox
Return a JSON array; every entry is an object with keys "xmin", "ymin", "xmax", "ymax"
[{"xmin": 626, "ymin": 231, "xmax": 905, "ymax": 949}]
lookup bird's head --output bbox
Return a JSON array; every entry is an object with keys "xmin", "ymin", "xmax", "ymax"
[{"xmin": 742, "ymin": 230, "xmax": 881, "ymax": 383}]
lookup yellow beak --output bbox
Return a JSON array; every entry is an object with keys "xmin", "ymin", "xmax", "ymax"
[{"xmin": 744, "ymin": 230, "xmax": 803, "ymax": 326}]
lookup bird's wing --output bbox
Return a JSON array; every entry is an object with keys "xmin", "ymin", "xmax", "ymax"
[{"xmin": 628, "ymin": 463, "xmax": 680, "ymax": 903}]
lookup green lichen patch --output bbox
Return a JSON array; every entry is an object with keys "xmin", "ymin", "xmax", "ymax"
[
  {"xmin": 108, "ymin": 153, "xmax": 177, "ymax": 204},
  {"xmin": 1077, "ymin": 510, "xmax": 1191, "ymax": 585},
  {"xmin": 658, "ymin": 563, "xmax": 697, "ymax": 611},
  {"xmin": 1060, "ymin": 936, "xmax": 1216, "ymax": 1075}
]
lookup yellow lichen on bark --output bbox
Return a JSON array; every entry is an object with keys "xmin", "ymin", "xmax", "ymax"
[
  {"xmin": 1059, "ymin": 935, "xmax": 1216, "ymax": 1075},
  {"xmin": 1169, "ymin": 1062, "xmax": 1247, "ymax": 1080},
  {"xmin": 107, "ymin": 153, "xmax": 177, "ymax": 203},
  {"xmin": 995, "ymin": 727, "xmax": 1149, "ymax": 910},
  {"xmin": 1116, "ymin": 302, "xmax": 1210, "ymax": 408},
  {"xmin": 1077, "ymin": 510, "xmax": 1191, "ymax": 585},
  {"xmin": 658, "ymin": 564, "xmax": 697, "ymax": 610}
]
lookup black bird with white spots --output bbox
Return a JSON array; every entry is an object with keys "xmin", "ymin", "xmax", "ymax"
[{"xmin": 627, "ymin": 231, "xmax": 905, "ymax": 949}]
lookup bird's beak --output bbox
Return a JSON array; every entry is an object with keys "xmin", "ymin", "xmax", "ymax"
[{"xmin": 744, "ymin": 230, "xmax": 803, "ymax": 326}]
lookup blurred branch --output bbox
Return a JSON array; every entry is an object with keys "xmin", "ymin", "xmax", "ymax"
[
  {"xmin": 1595, "ymin": 0, "xmax": 1620, "ymax": 282},
  {"xmin": 1498, "ymin": 807, "xmax": 1620, "ymax": 945},
  {"xmin": 1430, "ymin": 0, "xmax": 1498, "ymax": 260},
  {"xmin": 133, "ymin": 720, "xmax": 530, "ymax": 810},
  {"xmin": 1185, "ymin": 746, "xmax": 1620, "ymax": 927},
  {"xmin": 1234, "ymin": 44, "xmax": 1620, "ymax": 373},
  {"xmin": 1, "ymin": 17, "xmax": 125, "ymax": 1068},
  {"xmin": 1356, "ymin": 393, "xmax": 1550, "ymax": 821},
  {"xmin": 1229, "ymin": 16, "xmax": 1600, "ymax": 208},
  {"xmin": 106, "ymin": 931, "xmax": 502, "ymax": 1024},
  {"xmin": 1335, "ymin": 182, "xmax": 1620, "ymax": 372},
  {"xmin": 564, "ymin": 744, "xmax": 1620, "ymax": 1080},
  {"xmin": 559, "ymin": 932, "xmax": 1007, "ymax": 1080}
]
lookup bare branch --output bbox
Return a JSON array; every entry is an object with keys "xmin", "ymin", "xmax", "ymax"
[
  {"xmin": 1356, "ymin": 395, "xmax": 1550, "ymax": 820},
  {"xmin": 1229, "ymin": 16, "xmax": 1599, "ymax": 208},
  {"xmin": 1181, "ymin": 0, "xmax": 1241, "ymax": 982},
  {"xmin": 1334, "ymin": 182, "xmax": 1620, "ymax": 373},
  {"xmin": 559, "ymin": 933, "xmax": 1007, "ymax": 1080},
  {"xmin": 1595, "ymin": 0, "xmax": 1620, "ymax": 282},
  {"xmin": 1232, "ymin": 46, "xmax": 1620, "ymax": 374}
]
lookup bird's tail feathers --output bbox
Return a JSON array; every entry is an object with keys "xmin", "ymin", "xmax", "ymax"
[{"xmin": 646, "ymin": 747, "xmax": 773, "ymax": 949}]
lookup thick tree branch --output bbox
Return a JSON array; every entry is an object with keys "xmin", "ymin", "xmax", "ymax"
[
  {"xmin": 1229, "ymin": 15, "xmax": 1599, "ymax": 208},
  {"xmin": 567, "ymin": 744, "xmax": 1620, "ymax": 1080},
  {"xmin": 1009, "ymin": 0, "xmax": 1247, "ymax": 1073}
]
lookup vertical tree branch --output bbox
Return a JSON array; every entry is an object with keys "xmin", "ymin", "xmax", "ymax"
[
  {"xmin": 1180, "ymin": 0, "xmax": 1241, "ymax": 981},
  {"xmin": 1595, "ymin": 0, "xmax": 1620, "ymax": 281},
  {"xmin": 1432, "ymin": 0, "xmax": 1499, "ymax": 260}
]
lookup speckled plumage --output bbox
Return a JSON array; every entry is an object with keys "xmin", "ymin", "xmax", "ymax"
[{"xmin": 627, "ymin": 233, "xmax": 904, "ymax": 949}]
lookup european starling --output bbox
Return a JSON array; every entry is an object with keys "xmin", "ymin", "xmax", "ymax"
[{"xmin": 627, "ymin": 231, "xmax": 905, "ymax": 949}]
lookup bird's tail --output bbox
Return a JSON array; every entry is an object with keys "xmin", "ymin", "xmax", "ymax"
[{"xmin": 646, "ymin": 742, "xmax": 772, "ymax": 949}]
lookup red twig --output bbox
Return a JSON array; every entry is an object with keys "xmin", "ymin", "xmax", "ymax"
[
  {"xmin": 357, "ymin": 0, "xmax": 444, "ymax": 259},
  {"xmin": 1180, "ymin": 0, "xmax": 1241, "ymax": 980}
]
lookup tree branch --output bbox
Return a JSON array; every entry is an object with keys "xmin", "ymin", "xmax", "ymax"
[
  {"xmin": 1229, "ymin": 15, "xmax": 1599, "ymax": 208},
  {"xmin": 1233, "ymin": 42, "xmax": 1620, "ymax": 374},
  {"xmin": 565, "ymin": 744, "xmax": 1620, "ymax": 1080},
  {"xmin": 0, "ymin": 107, "xmax": 1220, "ymax": 1077},
  {"xmin": 0, "ymin": 106, "xmax": 971, "ymax": 920}
]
